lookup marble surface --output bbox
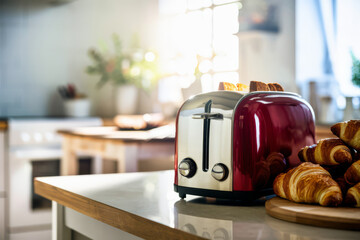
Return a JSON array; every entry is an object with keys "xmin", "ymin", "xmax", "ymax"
[{"xmin": 37, "ymin": 171, "xmax": 360, "ymax": 240}]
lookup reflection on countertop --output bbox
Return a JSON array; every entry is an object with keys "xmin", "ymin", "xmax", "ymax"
[{"xmin": 174, "ymin": 196, "xmax": 359, "ymax": 240}]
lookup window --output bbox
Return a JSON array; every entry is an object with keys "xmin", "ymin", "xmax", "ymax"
[
  {"xmin": 158, "ymin": 0, "xmax": 242, "ymax": 102},
  {"xmin": 296, "ymin": 0, "xmax": 360, "ymax": 122}
]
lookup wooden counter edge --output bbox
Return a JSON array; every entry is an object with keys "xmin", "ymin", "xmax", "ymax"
[
  {"xmin": 34, "ymin": 178, "xmax": 204, "ymax": 240},
  {"xmin": 0, "ymin": 121, "xmax": 8, "ymax": 131},
  {"xmin": 57, "ymin": 128, "xmax": 117, "ymax": 138},
  {"xmin": 57, "ymin": 129, "xmax": 174, "ymax": 143}
]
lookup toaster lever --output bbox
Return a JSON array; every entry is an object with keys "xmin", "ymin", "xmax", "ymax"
[{"xmin": 192, "ymin": 113, "xmax": 223, "ymax": 120}]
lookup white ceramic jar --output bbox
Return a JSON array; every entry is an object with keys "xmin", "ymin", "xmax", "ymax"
[{"xmin": 64, "ymin": 98, "xmax": 91, "ymax": 117}]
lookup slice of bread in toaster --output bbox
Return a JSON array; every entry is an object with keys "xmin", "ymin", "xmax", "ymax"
[
  {"xmin": 237, "ymin": 83, "xmax": 249, "ymax": 92},
  {"xmin": 218, "ymin": 82, "xmax": 237, "ymax": 91},
  {"xmin": 268, "ymin": 83, "xmax": 284, "ymax": 91},
  {"xmin": 250, "ymin": 81, "xmax": 270, "ymax": 92}
]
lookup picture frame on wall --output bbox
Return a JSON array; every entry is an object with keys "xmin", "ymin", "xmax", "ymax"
[{"xmin": 238, "ymin": 0, "xmax": 280, "ymax": 33}]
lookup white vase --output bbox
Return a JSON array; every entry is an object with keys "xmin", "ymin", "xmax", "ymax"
[
  {"xmin": 319, "ymin": 96, "xmax": 337, "ymax": 124},
  {"xmin": 115, "ymin": 85, "xmax": 138, "ymax": 115},
  {"xmin": 64, "ymin": 98, "xmax": 91, "ymax": 117},
  {"xmin": 343, "ymin": 96, "xmax": 355, "ymax": 121}
]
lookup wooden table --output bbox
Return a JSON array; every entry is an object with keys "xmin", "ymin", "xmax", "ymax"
[
  {"xmin": 315, "ymin": 124, "xmax": 335, "ymax": 141},
  {"xmin": 58, "ymin": 123, "xmax": 333, "ymax": 176},
  {"xmin": 58, "ymin": 124, "xmax": 175, "ymax": 175},
  {"xmin": 34, "ymin": 171, "xmax": 360, "ymax": 240}
]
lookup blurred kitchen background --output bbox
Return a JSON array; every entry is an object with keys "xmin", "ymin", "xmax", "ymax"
[
  {"xmin": 1, "ymin": 0, "xmax": 360, "ymax": 239},
  {"xmin": 0, "ymin": 0, "xmax": 358, "ymax": 122}
]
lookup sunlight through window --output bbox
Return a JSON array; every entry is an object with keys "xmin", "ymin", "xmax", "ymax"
[{"xmin": 159, "ymin": 0, "xmax": 242, "ymax": 99}]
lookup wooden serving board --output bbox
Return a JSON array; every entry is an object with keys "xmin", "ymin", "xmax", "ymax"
[{"xmin": 265, "ymin": 197, "xmax": 360, "ymax": 230}]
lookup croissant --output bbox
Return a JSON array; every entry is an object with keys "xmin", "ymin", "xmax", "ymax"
[
  {"xmin": 273, "ymin": 162, "xmax": 343, "ymax": 206},
  {"xmin": 331, "ymin": 120, "xmax": 360, "ymax": 151},
  {"xmin": 298, "ymin": 138, "xmax": 352, "ymax": 165},
  {"xmin": 344, "ymin": 159, "xmax": 360, "ymax": 185},
  {"xmin": 344, "ymin": 182, "xmax": 360, "ymax": 207}
]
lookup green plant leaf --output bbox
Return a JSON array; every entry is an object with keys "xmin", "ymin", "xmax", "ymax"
[
  {"xmin": 86, "ymin": 33, "xmax": 160, "ymax": 90},
  {"xmin": 351, "ymin": 51, "xmax": 360, "ymax": 88}
]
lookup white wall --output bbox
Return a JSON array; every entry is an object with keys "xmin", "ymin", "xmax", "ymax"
[
  {"xmin": 0, "ymin": 0, "xmax": 159, "ymax": 117},
  {"xmin": 295, "ymin": 0, "xmax": 326, "ymax": 84},
  {"xmin": 238, "ymin": 0, "xmax": 296, "ymax": 92}
]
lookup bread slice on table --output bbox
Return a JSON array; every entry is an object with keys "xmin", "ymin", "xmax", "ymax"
[{"xmin": 331, "ymin": 120, "xmax": 360, "ymax": 151}]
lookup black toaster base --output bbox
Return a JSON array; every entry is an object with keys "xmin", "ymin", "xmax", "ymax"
[{"xmin": 174, "ymin": 184, "xmax": 273, "ymax": 201}]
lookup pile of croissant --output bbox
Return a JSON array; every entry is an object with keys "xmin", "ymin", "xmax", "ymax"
[{"xmin": 273, "ymin": 120, "xmax": 360, "ymax": 207}]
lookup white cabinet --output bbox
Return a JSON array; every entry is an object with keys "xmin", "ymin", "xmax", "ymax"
[
  {"xmin": 0, "ymin": 198, "xmax": 4, "ymax": 240},
  {"xmin": 0, "ymin": 131, "xmax": 5, "ymax": 240},
  {"xmin": 0, "ymin": 131, "xmax": 4, "ymax": 192}
]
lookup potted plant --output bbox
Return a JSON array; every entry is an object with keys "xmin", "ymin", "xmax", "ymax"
[
  {"xmin": 351, "ymin": 51, "xmax": 360, "ymax": 88},
  {"xmin": 341, "ymin": 51, "xmax": 360, "ymax": 120},
  {"xmin": 86, "ymin": 34, "xmax": 160, "ymax": 114}
]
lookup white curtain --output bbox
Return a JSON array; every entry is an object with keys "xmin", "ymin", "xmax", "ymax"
[
  {"xmin": 318, "ymin": 0, "xmax": 336, "ymax": 74},
  {"xmin": 318, "ymin": 0, "xmax": 360, "ymax": 96}
]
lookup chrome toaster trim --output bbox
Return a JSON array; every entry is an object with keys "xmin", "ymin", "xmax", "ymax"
[{"xmin": 177, "ymin": 91, "xmax": 244, "ymax": 191}]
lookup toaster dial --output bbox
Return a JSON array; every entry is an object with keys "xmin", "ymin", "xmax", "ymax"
[
  {"xmin": 179, "ymin": 158, "xmax": 197, "ymax": 178},
  {"xmin": 211, "ymin": 163, "xmax": 229, "ymax": 181}
]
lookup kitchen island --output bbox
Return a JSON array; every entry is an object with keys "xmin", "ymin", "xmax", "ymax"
[
  {"xmin": 58, "ymin": 124, "xmax": 175, "ymax": 175},
  {"xmin": 34, "ymin": 171, "xmax": 359, "ymax": 240}
]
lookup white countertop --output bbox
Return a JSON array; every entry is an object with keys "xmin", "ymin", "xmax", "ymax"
[{"xmin": 35, "ymin": 171, "xmax": 360, "ymax": 240}]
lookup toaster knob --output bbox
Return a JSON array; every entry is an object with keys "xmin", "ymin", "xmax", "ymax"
[
  {"xmin": 179, "ymin": 158, "xmax": 197, "ymax": 178},
  {"xmin": 211, "ymin": 164, "xmax": 229, "ymax": 181}
]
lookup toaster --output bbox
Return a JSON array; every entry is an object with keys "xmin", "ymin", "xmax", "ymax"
[{"xmin": 174, "ymin": 91, "xmax": 315, "ymax": 200}]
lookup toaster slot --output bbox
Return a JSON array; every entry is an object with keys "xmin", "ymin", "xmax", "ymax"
[
  {"xmin": 191, "ymin": 100, "xmax": 224, "ymax": 172},
  {"xmin": 203, "ymin": 100, "xmax": 212, "ymax": 172}
]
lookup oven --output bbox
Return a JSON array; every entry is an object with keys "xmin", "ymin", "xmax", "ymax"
[
  {"xmin": 0, "ymin": 129, "xmax": 6, "ymax": 240},
  {"xmin": 8, "ymin": 147, "xmax": 62, "ymax": 231},
  {"xmin": 6, "ymin": 118, "xmax": 102, "ymax": 239}
]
